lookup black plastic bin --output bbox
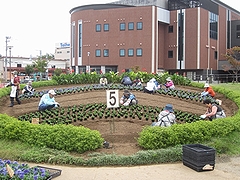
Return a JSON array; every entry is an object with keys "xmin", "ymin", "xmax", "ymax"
[
  {"xmin": 182, "ymin": 144, "xmax": 215, "ymax": 172},
  {"xmin": 35, "ymin": 166, "xmax": 62, "ymax": 179}
]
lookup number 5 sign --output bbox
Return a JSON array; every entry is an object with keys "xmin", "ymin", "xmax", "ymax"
[{"xmin": 106, "ymin": 90, "xmax": 119, "ymax": 108}]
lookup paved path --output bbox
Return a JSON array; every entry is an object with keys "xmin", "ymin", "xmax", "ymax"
[{"xmin": 27, "ymin": 159, "xmax": 240, "ymax": 180}]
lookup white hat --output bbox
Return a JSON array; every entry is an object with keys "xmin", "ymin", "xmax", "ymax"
[
  {"xmin": 48, "ymin": 89, "xmax": 56, "ymax": 95},
  {"xmin": 166, "ymin": 77, "xmax": 171, "ymax": 81},
  {"xmin": 204, "ymin": 83, "xmax": 210, "ymax": 88}
]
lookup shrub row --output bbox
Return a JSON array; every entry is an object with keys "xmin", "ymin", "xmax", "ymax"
[
  {"xmin": 138, "ymin": 82, "xmax": 240, "ymax": 149},
  {"xmin": 0, "ymin": 114, "xmax": 103, "ymax": 153}
]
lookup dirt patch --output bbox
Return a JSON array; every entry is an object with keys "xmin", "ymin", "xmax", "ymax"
[{"xmin": 0, "ymin": 85, "xmax": 238, "ymax": 156}]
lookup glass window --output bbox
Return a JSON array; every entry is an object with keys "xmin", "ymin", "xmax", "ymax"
[
  {"xmin": 168, "ymin": 51, "xmax": 173, "ymax": 58},
  {"xmin": 237, "ymin": 32, "xmax": 240, "ymax": 39},
  {"xmin": 95, "ymin": 49, "xmax": 101, "ymax": 57},
  {"xmin": 128, "ymin": 22, "xmax": 134, "ymax": 30},
  {"xmin": 96, "ymin": 24, "xmax": 101, "ymax": 32},
  {"xmin": 137, "ymin": 22, "xmax": 143, "ymax": 30},
  {"xmin": 237, "ymin": 25, "xmax": 240, "ymax": 31},
  {"xmin": 136, "ymin": 48, "xmax": 142, "ymax": 56},
  {"xmin": 209, "ymin": 12, "xmax": 218, "ymax": 40},
  {"xmin": 214, "ymin": 51, "xmax": 218, "ymax": 59},
  {"xmin": 119, "ymin": 49, "xmax": 125, "ymax": 57},
  {"xmin": 168, "ymin": 26, "xmax": 173, "ymax": 33},
  {"xmin": 103, "ymin": 49, "xmax": 109, "ymax": 57},
  {"xmin": 104, "ymin": 24, "xmax": 109, "ymax": 31},
  {"xmin": 120, "ymin": 23, "xmax": 125, "ymax": 31},
  {"xmin": 128, "ymin": 48, "xmax": 134, "ymax": 56}
]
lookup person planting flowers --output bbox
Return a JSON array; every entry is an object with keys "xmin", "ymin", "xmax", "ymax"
[
  {"xmin": 120, "ymin": 90, "xmax": 138, "ymax": 106},
  {"xmin": 38, "ymin": 89, "xmax": 60, "ymax": 111}
]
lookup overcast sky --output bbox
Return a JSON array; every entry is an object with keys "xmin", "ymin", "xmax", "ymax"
[{"xmin": 0, "ymin": 0, "xmax": 239, "ymax": 58}]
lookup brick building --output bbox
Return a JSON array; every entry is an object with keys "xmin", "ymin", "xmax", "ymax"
[{"xmin": 69, "ymin": 0, "xmax": 240, "ymax": 80}]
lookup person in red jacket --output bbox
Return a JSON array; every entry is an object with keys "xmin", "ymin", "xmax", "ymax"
[
  {"xmin": 9, "ymin": 71, "xmax": 21, "ymax": 107},
  {"xmin": 201, "ymin": 83, "xmax": 215, "ymax": 98}
]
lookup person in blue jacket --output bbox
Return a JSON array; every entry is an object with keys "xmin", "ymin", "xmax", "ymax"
[
  {"xmin": 120, "ymin": 90, "xmax": 138, "ymax": 106},
  {"xmin": 121, "ymin": 75, "xmax": 132, "ymax": 86},
  {"xmin": 38, "ymin": 89, "xmax": 60, "ymax": 111}
]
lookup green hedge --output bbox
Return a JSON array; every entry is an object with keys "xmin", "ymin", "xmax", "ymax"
[
  {"xmin": 0, "ymin": 114, "xmax": 103, "ymax": 153},
  {"xmin": 138, "ymin": 82, "xmax": 240, "ymax": 149}
]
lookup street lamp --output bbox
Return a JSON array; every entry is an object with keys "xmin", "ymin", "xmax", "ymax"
[
  {"xmin": 8, "ymin": 46, "xmax": 13, "ymax": 81},
  {"xmin": 87, "ymin": 52, "xmax": 90, "ymax": 73},
  {"xmin": 5, "ymin": 36, "xmax": 11, "ymax": 81}
]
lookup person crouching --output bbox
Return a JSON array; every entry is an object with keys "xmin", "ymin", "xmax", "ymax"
[
  {"xmin": 38, "ymin": 89, "xmax": 60, "ymax": 111},
  {"xmin": 120, "ymin": 90, "xmax": 138, "ymax": 106}
]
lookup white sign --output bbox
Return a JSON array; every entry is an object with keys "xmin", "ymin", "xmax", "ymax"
[{"xmin": 106, "ymin": 90, "xmax": 119, "ymax": 108}]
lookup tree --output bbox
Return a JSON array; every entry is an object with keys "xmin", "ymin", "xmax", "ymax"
[
  {"xmin": 222, "ymin": 46, "xmax": 240, "ymax": 82},
  {"xmin": 25, "ymin": 64, "xmax": 34, "ymax": 76},
  {"xmin": 33, "ymin": 53, "xmax": 54, "ymax": 80}
]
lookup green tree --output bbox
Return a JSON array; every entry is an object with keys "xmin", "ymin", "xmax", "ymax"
[
  {"xmin": 222, "ymin": 46, "xmax": 240, "ymax": 82},
  {"xmin": 25, "ymin": 64, "xmax": 34, "ymax": 76},
  {"xmin": 33, "ymin": 53, "xmax": 54, "ymax": 80}
]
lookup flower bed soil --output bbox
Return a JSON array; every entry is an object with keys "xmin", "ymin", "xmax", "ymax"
[{"xmin": 0, "ymin": 85, "xmax": 238, "ymax": 156}]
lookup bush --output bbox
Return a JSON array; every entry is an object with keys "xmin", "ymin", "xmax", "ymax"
[{"xmin": 0, "ymin": 114, "xmax": 104, "ymax": 153}]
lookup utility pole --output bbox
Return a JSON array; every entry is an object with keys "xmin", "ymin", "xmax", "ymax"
[
  {"xmin": 8, "ymin": 46, "xmax": 13, "ymax": 81},
  {"xmin": 5, "ymin": 36, "xmax": 11, "ymax": 81}
]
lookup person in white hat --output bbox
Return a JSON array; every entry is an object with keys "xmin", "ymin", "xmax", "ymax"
[
  {"xmin": 152, "ymin": 104, "xmax": 176, "ymax": 127},
  {"xmin": 143, "ymin": 78, "xmax": 158, "ymax": 94},
  {"xmin": 164, "ymin": 77, "xmax": 175, "ymax": 90},
  {"xmin": 200, "ymin": 83, "xmax": 215, "ymax": 98},
  {"xmin": 38, "ymin": 89, "xmax": 60, "ymax": 111}
]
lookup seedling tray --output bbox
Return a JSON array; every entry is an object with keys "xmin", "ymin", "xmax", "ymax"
[{"xmin": 36, "ymin": 166, "xmax": 62, "ymax": 179}]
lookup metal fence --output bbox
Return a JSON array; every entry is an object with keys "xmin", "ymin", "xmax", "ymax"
[{"xmin": 192, "ymin": 74, "xmax": 239, "ymax": 84}]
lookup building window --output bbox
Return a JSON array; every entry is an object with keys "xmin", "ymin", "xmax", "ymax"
[
  {"xmin": 103, "ymin": 49, "xmax": 109, "ymax": 57},
  {"xmin": 214, "ymin": 51, "xmax": 218, "ymax": 59},
  {"xmin": 209, "ymin": 12, "xmax": 218, "ymax": 40},
  {"xmin": 17, "ymin": 64, "xmax": 21, "ymax": 67},
  {"xmin": 96, "ymin": 24, "xmax": 101, "ymax": 32},
  {"xmin": 136, "ymin": 48, "xmax": 142, "ymax": 56},
  {"xmin": 119, "ymin": 49, "xmax": 125, "ymax": 57},
  {"xmin": 168, "ymin": 51, "xmax": 173, "ymax": 58},
  {"xmin": 67, "ymin": 51, "xmax": 70, "ymax": 53},
  {"xmin": 128, "ymin": 22, "xmax": 134, "ymax": 30},
  {"xmin": 137, "ymin": 22, "xmax": 143, "ymax": 30},
  {"xmin": 120, "ymin": 23, "xmax": 125, "ymax": 31},
  {"xmin": 168, "ymin": 26, "xmax": 173, "ymax": 33},
  {"xmin": 104, "ymin": 24, "xmax": 109, "ymax": 31},
  {"xmin": 237, "ymin": 32, "xmax": 240, "ymax": 39},
  {"xmin": 128, "ymin": 48, "xmax": 134, "ymax": 56},
  {"xmin": 237, "ymin": 25, "xmax": 240, "ymax": 31},
  {"xmin": 95, "ymin": 49, "xmax": 101, "ymax": 57}
]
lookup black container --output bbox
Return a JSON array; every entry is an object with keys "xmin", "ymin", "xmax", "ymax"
[
  {"xmin": 182, "ymin": 144, "xmax": 215, "ymax": 172},
  {"xmin": 35, "ymin": 166, "xmax": 62, "ymax": 179}
]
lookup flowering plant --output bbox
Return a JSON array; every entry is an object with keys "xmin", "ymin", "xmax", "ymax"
[{"xmin": 0, "ymin": 159, "xmax": 50, "ymax": 180}]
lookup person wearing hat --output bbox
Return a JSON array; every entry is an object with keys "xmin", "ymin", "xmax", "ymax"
[
  {"xmin": 200, "ymin": 83, "xmax": 215, "ymax": 98},
  {"xmin": 152, "ymin": 104, "xmax": 176, "ymax": 127},
  {"xmin": 120, "ymin": 90, "xmax": 138, "ymax": 106},
  {"xmin": 9, "ymin": 71, "xmax": 21, "ymax": 107},
  {"xmin": 164, "ymin": 77, "xmax": 175, "ymax": 90},
  {"xmin": 38, "ymin": 89, "xmax": 60, "ymax": 111},
  {"xmin": 22, "ymin": 81, "xmax": 35, "ymax": 95},
  {"xmin": 143, "ymin": 78, "xmax": 158, "ymax": 94},
  {"xmin": 200, "ymin": 99, "xmax": 226, "ymax": 121}
]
